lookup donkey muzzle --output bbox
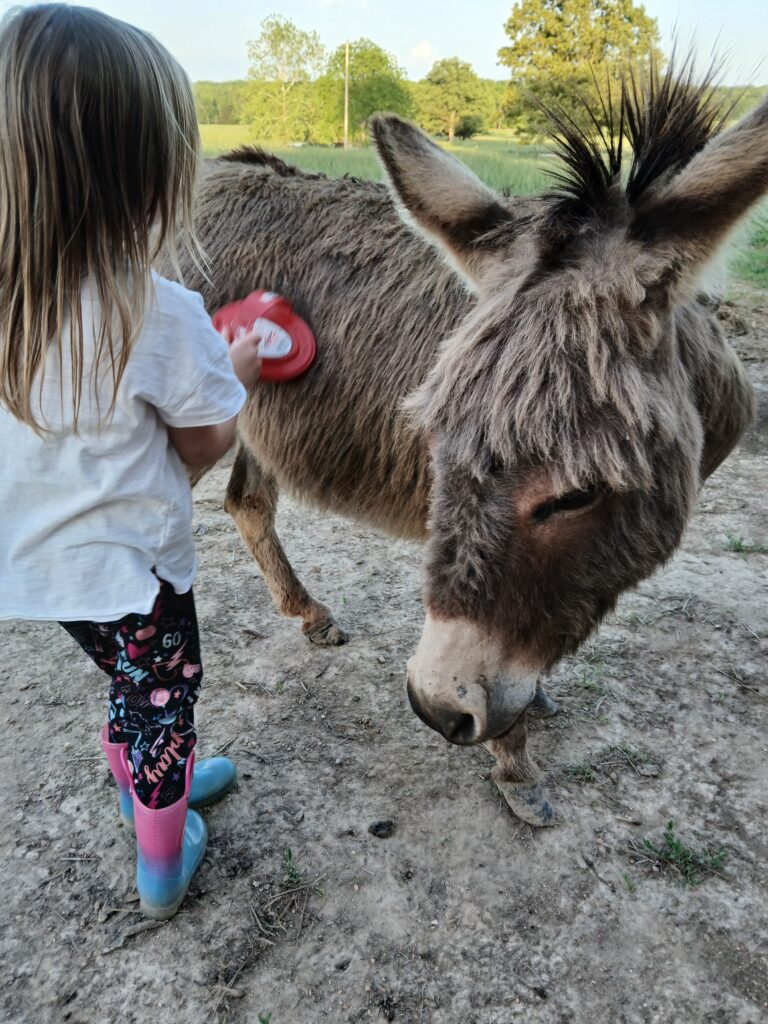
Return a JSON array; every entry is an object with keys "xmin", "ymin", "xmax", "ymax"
[
  {"xmin": 405, "ymin": 614, "xmax": 538, "ymax": 745},
  {"xmin": 406, "ymin": 675, "xmax": 485, "ymax": 745}
]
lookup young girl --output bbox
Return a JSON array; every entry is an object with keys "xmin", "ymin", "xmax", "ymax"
[{"xmin": 0, "ymin": 4, "xmax": 262, "ymax": 920}]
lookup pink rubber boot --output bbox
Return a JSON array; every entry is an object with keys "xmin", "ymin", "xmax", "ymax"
[
  {"xmin": 100, "ymin": 726, "xmax": 133, "ymax": 828},
  {"xmin": 125, "ymin": 751, "xmax": 208, "ymax": 920},
  {"xmin": 101, "ymin": 725, "xmax": 237, "ymax": 833}
]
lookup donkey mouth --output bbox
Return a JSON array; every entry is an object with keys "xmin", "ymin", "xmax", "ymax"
[
  {"xmin": 405, "ymin": 674, "xmax": 525, "ymax": 746},
  {"xmin": 406, "ymin": 678, "xmax": 483, "ymax": 745}
]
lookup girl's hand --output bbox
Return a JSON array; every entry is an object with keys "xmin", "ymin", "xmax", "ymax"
[{"xmin": 223, "ymin": 325, "xmax": 262, "ymax": 388}]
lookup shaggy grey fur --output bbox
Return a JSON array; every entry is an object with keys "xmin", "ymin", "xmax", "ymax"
[{"xmin": 174, "ymin": 63, "xmax": 759, "ymax": 710}]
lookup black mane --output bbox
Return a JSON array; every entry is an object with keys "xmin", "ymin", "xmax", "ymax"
[
  {"xmin": 541, "ymin": 56, "xmax": 734, "ymax": 219},
  {"xmin": 219, "ymin": 145, "xmax": 323, "ymax": 179}
]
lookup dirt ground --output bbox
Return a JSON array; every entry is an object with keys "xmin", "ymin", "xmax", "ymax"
[{"xmin": 1, "ymin": 289, "xmax": 766, "ymax": 1024}]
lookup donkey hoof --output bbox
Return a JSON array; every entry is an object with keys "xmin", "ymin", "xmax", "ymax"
[
  {"xmin": 492, "ymin": 775, "xmax": 560, "ymax": 828},
  {"xmin": 527, "ymin": 682, "xmax": 560, "ymax": 720},
  {"xmin": 303, "ymin": 616, "xmax": 348, "ymax": 646}
]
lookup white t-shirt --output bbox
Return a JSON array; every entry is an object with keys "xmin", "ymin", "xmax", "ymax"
[{"xmin": 0, "ymin": 274, "xmax": 247, "ymax": 622}]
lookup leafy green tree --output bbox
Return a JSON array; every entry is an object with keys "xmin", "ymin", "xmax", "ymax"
[
  {"xmin": 455, "ymin": 115, "xmax": 484, "ymax": 140},
  {"xmin": 241, "ymin": 80, "xmax": 322, "ymax": 143},
  {"xmin": 414, "ymin": 58, "xmax": 486, "ymax": 141},
  {"xmin": 193, "ymin": 81, "xmax": 249, "ymax": 124},
  {"xmin": 712, "ymin": 85, "xmax": 768, "ymax": 124},
  {"xmin": 245, "ymin": 15, "xmax": 326, "ymax": 142},
  {"xmin": 498, "ymin": 0, "xmax": 662, "ymax": 134},
  {"xmin": 194, "ymin": 81, "xmax": 219, "ymax": 124},
  {"xmin": 316, "ymin": 39, "xmax": 412, "ymax": 144},
  {"xmin": 479, "ymin": 80, "xmax": 513, "ymax": 131}
]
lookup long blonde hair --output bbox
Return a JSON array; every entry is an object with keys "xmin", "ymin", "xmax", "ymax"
[{"xmin": 0, "ymin": 3, "xmax": 202, "ymax": 429}]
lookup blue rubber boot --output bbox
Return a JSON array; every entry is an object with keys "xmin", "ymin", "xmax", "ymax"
[
  {"xmin": 101, "ymin": 726, "xmax": 236, "ymax": 831},
  {"xmin": 127, "ymin": 751, "xmax": 208, "ymax": 921},
  {"xmin": 188, "ymin": 758, "xmax": 238, "ymax": 809}
]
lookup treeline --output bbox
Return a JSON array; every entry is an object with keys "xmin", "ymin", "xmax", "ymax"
[
  {"xmin": 194, "ymin": 5, "xmax": 766, "ymax": 145},
  {"xmin": 194, "ymin": 74, "xmax": 764, "ymax": 146},
  {"xmin": 194, "ymin": 53, "xmax": 509, "ymax": 144},
  {"xmin": 194, "ymin": 16, "xmax": 507, "ymax": 143}
]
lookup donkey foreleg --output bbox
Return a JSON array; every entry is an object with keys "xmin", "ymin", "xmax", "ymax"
[
  {"xmin": 224, "ymin": 445, "xmax": 348, "ymax": 646},
  {"xmin": 527, "ymin": 680, "xmax": 560, "ymax": 719},
  {"xmin": 485, "ymin": 717, "xmax": 559, "ymax": 828}
]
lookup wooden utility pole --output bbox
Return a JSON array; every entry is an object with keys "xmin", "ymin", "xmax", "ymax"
[{"xmin": 343, "ymin": 41, "xmax": 350, "ymax": 149}]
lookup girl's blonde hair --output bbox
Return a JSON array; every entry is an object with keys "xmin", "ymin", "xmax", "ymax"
[{"xmin": 0, "ymin": 3, "xmax": 202, "ymax": 429}]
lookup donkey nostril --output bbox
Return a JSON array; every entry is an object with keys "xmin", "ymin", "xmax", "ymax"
[
  {"xmin": 406, "ymin": 676, "xmax": 485, "ymax": 745},
  {"xmin": 445, "ymin": 712, "xmax": 479, "ymax": 745}
]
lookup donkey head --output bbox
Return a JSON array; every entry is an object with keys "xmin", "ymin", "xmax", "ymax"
[{"xmin": 372, "ymin": 69, "xmax": 760, "ymax": 747}]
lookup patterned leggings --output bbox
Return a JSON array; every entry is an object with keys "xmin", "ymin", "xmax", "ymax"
[{"xmin": 61, "ymin": 580, "xmax": 202, "ymax": 809}]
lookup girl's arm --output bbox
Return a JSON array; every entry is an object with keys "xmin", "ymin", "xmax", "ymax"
[
  {"xmin": 167, "ymin": 417, "xmax": 238, "ymax": 468},
  {"xmin": 166, "ymin": 326, "xmax": 262, "ymax": 469}
]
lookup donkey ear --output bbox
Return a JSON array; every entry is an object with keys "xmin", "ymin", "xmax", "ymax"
[
  {"xmin": 370, "ymin": 114, "xmax": 514, "ymax": 283},
  {"xmin": 631, "ymin": 93, "xmax": 768, "ymax": 294}
]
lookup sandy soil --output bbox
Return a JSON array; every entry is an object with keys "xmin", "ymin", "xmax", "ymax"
[{"xmin": 1, "ymin": 291, "xmax": 766, "ymax": 1024}]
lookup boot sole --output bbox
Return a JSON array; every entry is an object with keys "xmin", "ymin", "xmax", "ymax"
[{"xmin": 140, "ymin": 890, "xmax": 187, "ymax": 921}]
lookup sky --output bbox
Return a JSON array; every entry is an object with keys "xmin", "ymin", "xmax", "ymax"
[{"xmin": 1, "ymin": 0, "xmax": 766, "ymax": 85}]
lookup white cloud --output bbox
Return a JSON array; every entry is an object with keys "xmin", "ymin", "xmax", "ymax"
[{"xmin": 409, "ymin": 40, "xmax": 437, "ymax": 67}]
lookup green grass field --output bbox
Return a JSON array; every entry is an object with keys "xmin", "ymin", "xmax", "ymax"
[
  {"xmin": 200, "ymin": 123, "xmax": 552, "ymax": 194},
  {"xmin": 199, "ymin": 123, "xmax": 253, "ymax": 156},
  {"xmin": 730, "ymin": 216, "xmax": 768, "ymax": 289},
  {"xmin": 200, "ymin": 124, "xmax": 768, "ymax": 285}
]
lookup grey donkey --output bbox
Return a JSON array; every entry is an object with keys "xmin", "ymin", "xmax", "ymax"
[{"xmin": 178, "ymin": 66, "xmax": 760, "ymax": 824}]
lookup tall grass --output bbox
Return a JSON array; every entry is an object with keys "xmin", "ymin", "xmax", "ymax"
[
  {"xmin": 200, "ymin": 124, "xmax": 553, "ymax": 195},
  {"xmin": 200, "ymin": 123, "xmax": 252, "ymax": 156},
  {"xmin": 730, "ymin": 214, "xmax": 768, "ymax": 289}
]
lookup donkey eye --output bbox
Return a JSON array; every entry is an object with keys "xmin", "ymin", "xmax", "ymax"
[{"xmin": 532, "ymin": 484, "xmax": 604, "ymax": 523}]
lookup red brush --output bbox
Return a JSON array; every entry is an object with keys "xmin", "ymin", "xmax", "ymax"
[{"xmin": 212, "ymin": 290, "xmax": 317, "ymax": 383}]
